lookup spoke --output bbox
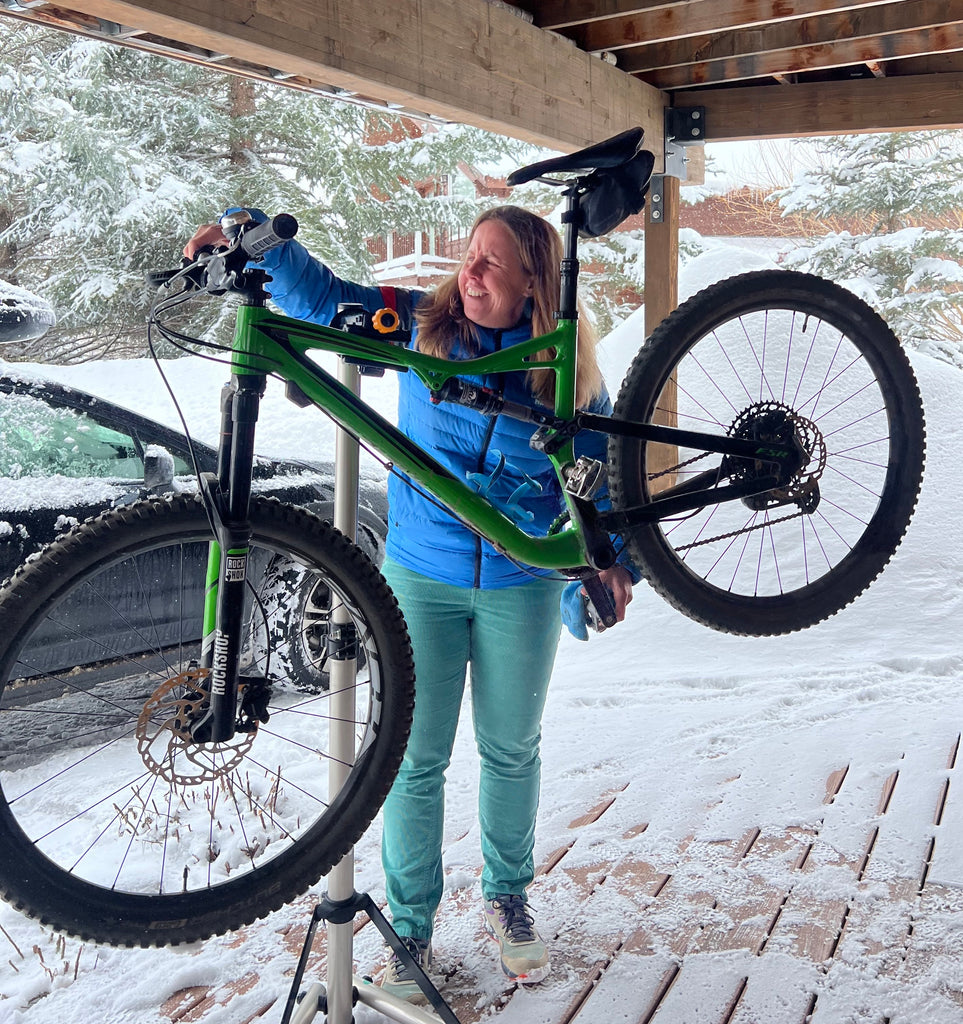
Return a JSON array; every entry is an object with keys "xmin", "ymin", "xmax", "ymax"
[
  {"xmin": 29, "ymin": 769, "xmax": 155, "ymax": 846},
  {"xmin": 787, "ymin": 312, "xmax": 822, "ymax": 410},
  {"xmin": 240, "ymin": 750, "xmax": 332, "ymax": 811},
  {"xmin": 823, "ymin": 459, "xmax": 885, "ymax": 502},
  {"xmin": 111, "ymin": 769, "xmax": 165, "ymax": 890},
  {"xmin": 7, "ymin": 730, "xmax": 140, "ymax": 803}
]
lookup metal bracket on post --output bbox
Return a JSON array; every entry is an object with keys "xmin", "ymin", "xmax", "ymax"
[
  {"xmin": 663, "ymin": 105, "xmax": 706, "ymax": 182},
  {"xmin": 648, "ymin": 177, "xmax": 667, "ymax": 224}
]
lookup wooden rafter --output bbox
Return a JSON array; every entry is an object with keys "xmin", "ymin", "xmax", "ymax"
[
  {"xmin": 2, "ymin": 0, "xmax": 962, "ymax": 142},
  {"xmin": 640, "ymin": 22, "xmax": 963, "ymax": 89},
  {"xmin": 617, "ymin": 4, "xmax": 963, "ymax": 82},
  {"xmin": 675, "ymin": 69, "xmax": 963, "ymax": 138},
  {"xmin": 558, "ymin": 0, "xmax": 904, "ymax": 54},
  {"xmin": 0, "ymin": 0, "xmax": 665, "ymax": 154}
]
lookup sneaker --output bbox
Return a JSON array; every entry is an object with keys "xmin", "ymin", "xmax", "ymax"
[
  {"xmin": 483, "ymin": 894, "xmax": 551, "ymax": 984},
  {"xmin": 379, "ymin": 936, "xmax": 432, "ymax": 1004}
]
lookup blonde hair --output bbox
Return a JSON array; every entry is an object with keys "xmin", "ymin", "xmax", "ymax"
[{"xmin": 414, "ymin": 206, "xmax": 603, "ymax": 409}]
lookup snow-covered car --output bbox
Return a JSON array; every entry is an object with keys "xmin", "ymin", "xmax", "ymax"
[
  {"xmin": 0, "ymin": 371, "xmax": 388, "ymax": 691},
  {"xmin": 0, "ymin": 279, "xmax": 56, "ymax": 345}
]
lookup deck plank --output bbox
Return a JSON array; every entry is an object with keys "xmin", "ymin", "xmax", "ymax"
[{"xmin": 158, "ymin": 731, "xmax": 963, "ymax": 1024}]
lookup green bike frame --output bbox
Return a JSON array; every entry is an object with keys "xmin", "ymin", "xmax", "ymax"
[{"xmin": 230, "ymin": 302, "xmax": 591, "ymax": 571}]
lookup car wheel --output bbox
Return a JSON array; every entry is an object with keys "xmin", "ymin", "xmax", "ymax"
[{"xmin": 252, "ymin": 555, "xmax": 368, "ymax": 693}]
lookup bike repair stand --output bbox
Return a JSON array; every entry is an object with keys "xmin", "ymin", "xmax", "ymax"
[{"xmin": 280, "ymin": 358, "xmax": 462, "ymax": 1024}]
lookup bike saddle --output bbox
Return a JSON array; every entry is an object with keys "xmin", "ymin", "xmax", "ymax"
[{"xmin": 507, "ymin": 126, "xmax": 645, "ymax": 186}]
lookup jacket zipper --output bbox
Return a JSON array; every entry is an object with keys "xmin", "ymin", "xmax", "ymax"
[{"xmin": 473, "ymin": 330, "xmax": 503, "ymax": 588}]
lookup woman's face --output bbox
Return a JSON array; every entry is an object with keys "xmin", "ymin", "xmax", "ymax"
[{"xmin": 458, "ymin": 219, "xmax": 534, "ymax": 330}]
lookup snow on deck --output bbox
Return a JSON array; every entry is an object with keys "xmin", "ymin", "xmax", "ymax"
[{"xmin": 156, "ymin": 731, "xmax": 963, "ymax": 1023}]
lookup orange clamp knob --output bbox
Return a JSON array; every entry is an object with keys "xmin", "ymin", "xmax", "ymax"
[{"xmin": 372, "ymin": 308, "xmax": 400, "ymax": 334}]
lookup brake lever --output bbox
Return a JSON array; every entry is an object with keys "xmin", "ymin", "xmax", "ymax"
[{"xmin": 146, "ymin": 248, "xmax": 222, "ymax": 293}]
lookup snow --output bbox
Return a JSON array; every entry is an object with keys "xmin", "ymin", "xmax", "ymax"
[
  {"xmin": 3, "ymin": 243, "xmax": 963, "ymax": 1021},
  {"xmin": 0, "ymin": 281, "xmax": 54, "ymax": 321}
]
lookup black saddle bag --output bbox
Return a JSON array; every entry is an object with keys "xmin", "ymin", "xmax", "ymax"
[{"xmin": 578, "ymin": 149, "xmax": 656, "ymax": 238}]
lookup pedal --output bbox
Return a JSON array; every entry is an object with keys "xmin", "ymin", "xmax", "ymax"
[{"xmin": 564, "ymin": 457, "xmax": 607, "ymax": 500}]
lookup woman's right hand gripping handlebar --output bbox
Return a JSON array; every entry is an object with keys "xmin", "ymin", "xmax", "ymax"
[
  {"xmin": 183, "ymin": 209, "xmax": 298, "ymax": 262},
  {"xmin": 183, "ymin": 222, "xmax": 232, "ymax": 261}
]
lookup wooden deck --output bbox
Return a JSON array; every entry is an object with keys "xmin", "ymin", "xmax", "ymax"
[{"xmin": 160, "ymin": 731, "xmax": 963, "ymax": 1024}]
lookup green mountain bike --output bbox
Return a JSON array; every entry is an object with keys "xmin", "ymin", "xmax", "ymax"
[{"xmin": 0, "ymin": 128, "xmax": 925, "ymax": 948}]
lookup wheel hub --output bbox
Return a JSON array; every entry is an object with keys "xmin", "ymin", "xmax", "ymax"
[{"xmin": 729, "ymin": 400, "xmax": 827, "ymax": 512}]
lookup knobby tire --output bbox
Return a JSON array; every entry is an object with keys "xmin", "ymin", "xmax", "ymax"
[
  {"xmin": 0, "ymin": 494, "xmax": 414, "ymax": 946},
  {"xmin": 609, "ymin": 270, "xmax": 926, "ymax": 635}
]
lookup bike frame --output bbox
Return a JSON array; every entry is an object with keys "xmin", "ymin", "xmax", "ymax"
[
  {"xmin": 189, "ymin": 192, "xmax": 803, "ymax": 741},
  {"xmin": 229, "ymin": 303, "xmax": 801, "ymax": 562}
]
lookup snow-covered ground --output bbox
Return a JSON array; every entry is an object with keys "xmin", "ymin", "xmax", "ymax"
[{"xmin": 2, "ymin": 239, "xmax": 963, "ymax": 1022}]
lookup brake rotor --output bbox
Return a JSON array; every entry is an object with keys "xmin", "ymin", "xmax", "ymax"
[{"xmin": 135, "ymin": 667, "xmax": 255, "ymax": 784}]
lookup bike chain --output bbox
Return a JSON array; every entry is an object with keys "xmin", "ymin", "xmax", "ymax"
[
  {"xmin": 674, "ymin": 508, "xmax": 806, "ymax": 552},
  {"xmin": 645, "ymin": 446, "xmax": 808, "ymax": 552},
  {"xmin": 646, "ymin": 449, "xmax": 711, "ymax": 480}
]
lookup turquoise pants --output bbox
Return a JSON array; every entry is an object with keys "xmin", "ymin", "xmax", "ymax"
[{"xmin": 379, "ymin": 558, "xmax": 565, "ymax": 941}]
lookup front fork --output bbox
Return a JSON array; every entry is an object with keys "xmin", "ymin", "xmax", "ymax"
[{"xmin": 191, "ymin": 373, "xmax": 265, "ymax": 744}]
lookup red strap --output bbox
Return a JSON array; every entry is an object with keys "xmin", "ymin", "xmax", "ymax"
[{"xmin": 379, "ymin": 286, "xmax": 398, "ymax": 311}]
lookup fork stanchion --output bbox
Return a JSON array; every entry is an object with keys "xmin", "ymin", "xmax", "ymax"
[{"xmin": 281, "ymin": 357, "xmax": 462, "ymax": 1024}]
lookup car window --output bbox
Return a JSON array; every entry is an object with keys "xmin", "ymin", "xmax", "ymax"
[{"xmin": 0, "ymin": 393, "xmax": 190, "ymax": 480}]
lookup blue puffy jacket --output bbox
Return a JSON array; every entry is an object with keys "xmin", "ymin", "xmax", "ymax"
[{"xmin": 254, "ymin": 236, "xmax": 613, "ymax": 589}]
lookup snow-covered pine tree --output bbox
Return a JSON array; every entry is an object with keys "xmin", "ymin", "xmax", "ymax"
[
  {"xmin": 0, "ymin": 21, "xmax": 532, "ymax": 361},
  {"xmin": 773, "ymin": 131, "xmax": 963, "ymax": 363}
]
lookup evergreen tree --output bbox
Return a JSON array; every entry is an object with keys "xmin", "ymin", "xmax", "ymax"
[
  {"xmin": 0, "ymin": 21, "xmax": 532, "ymax": 361},
  {"xmin": 773, "ymin": 131, "xmax": 963, "ymax": 362}
]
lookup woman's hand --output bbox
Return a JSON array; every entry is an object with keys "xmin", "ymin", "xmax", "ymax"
[
  {"xmin": 597, "ymin": 564, "xmax": 634, "ymax": 621},
  {"xmin": 560, "ymin": 565, "xmax": 635, "ymax": 641},
  {"xmin": 183, "ymin": 223, "xmax": 231, "ymax": 261}
]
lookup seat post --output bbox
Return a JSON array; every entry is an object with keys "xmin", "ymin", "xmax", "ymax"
[{"xmin": 557, "ymin": 186, "xmax": 581, "ymax": 321}]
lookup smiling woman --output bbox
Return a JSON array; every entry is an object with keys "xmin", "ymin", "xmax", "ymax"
[{"xmin": 457, "ymin": 219, "xmax": 534, "ymax": 329}]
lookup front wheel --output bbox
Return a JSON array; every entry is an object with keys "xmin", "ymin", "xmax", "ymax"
[
  {"xmin": 608, "ymin": 270, "xmax": 926, "ymax": 635},
  {"xmin": 0, "ymin": 494, "xmax": 414, "ymax": 946}
]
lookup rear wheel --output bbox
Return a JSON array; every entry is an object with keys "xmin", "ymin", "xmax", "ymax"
[
  {"xmin": 0, "ymin": 494, "xmax": 414, "ymax": 946},
  {"xmin": 609, "ymin": 270, "xmax": 926, "ymax": 635}
]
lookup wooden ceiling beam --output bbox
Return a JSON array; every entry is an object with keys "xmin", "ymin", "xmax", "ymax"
[
  {"xmin": 618, "ymin": 0, "xmax": 963, "ymax": 76},
  {"xmin": 17, "ymin": 0, "xmax": 666, "ymax": 155},
  {"xmin": 569, "ymin": 0, "xmax": 900, "ymax": 53},
  {"xmin": 643, "ymin": 22, "xmax": 963, "ymax": 88},
  {"xmin": 673, "ymin": 70, "xmax": 963, "ymax": 138},
  {"xmin": 518, "ymin": 0, "xmax": 703, "ymax": 33}
]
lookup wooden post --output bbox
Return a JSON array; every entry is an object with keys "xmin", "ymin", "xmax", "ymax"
[
  {"xmin": 643, "ymin": 174, "xmax": 680, "ymax": 490},
  {"xmin": 644, "ymin": 174, "xmax": 679, "ymax": 336}
]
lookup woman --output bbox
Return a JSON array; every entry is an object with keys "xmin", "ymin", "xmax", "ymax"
[{"xmin": 186, "ymin": 206, "xmax": 633, "ymax": 1001}]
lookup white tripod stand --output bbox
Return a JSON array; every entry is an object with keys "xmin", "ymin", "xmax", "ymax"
[{"xmin": 280, "ymin": 358, "xmax": 462, "ymax": 1024}]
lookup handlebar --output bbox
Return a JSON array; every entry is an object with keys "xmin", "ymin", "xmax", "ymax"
[
  {"xmin": 147, "ymin": 212, "xmax": 299, "ymax": 297},
  {"xmin": 234, "ymin": 213, "xmax": 299, "ymax": 258}
]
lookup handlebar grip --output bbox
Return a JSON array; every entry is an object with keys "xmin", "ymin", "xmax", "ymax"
[{"xmin": 239, "ymin": 214, "xmax": 299, "ymax": 258}]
